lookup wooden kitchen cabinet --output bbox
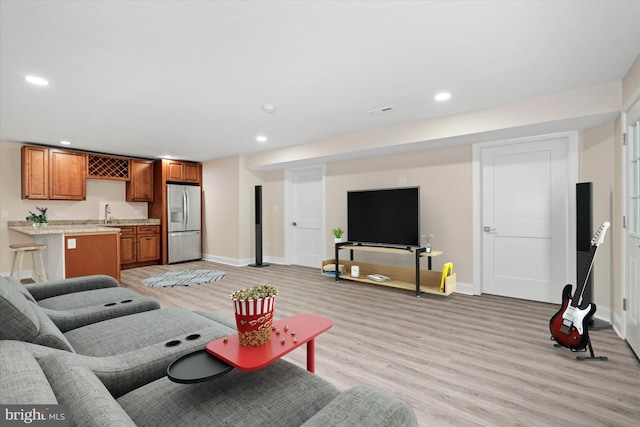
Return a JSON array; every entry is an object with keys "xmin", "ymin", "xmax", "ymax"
[
  {"xmin": 49, "ymin": 149, "xmax": 86, "ymax": 200},
  {"xmin": 119, "ymin": 226, "xmax": 137, "ymax": 265},
  {"xmin": 21, "ymin": 146, "xmax": 49, "ymax": 200},
  {"xmin": 120, "ymin": 225, "xmax": 160, "ymax": 269},
  {"xmin": 137, "ymin": 226, "xmax": 160, "ymax": 262},
  {"xmin": 65, "ymin": 232, "xmax": 120, "ymax": 281},
  {"xmin": 166, "ymin": 160, "xmax": 201, "ymax": 183},
  {"xmin": 126, "ymin": 159, "xmax": 154, "ymax": 202}
]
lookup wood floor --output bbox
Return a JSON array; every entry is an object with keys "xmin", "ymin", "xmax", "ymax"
[{"xmin": 120, "ymin": 260, "xmax": 640, "ymax": 427}]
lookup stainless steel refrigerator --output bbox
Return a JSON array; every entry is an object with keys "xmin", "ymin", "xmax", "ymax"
[{"xmin": 167, "ymin": 184, "xmax": 202, "ymax": 263}]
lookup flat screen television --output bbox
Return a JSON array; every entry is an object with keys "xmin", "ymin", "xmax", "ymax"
[{"xmin": 347, "ymin": 186, "xmax": 420, "ymax": 247}]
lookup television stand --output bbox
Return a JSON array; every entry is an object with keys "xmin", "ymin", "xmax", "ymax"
[{"xmin": 324, "ymin": 242, "xmax": 455, "ymax": 297}]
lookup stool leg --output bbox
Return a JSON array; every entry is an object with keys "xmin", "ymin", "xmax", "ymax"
[
  {"xmin": 37, "ymin": 249, "xmax": 47, "ymax": 282},
  {"xmin": 16, "ymin": 251, "xmax": 25, "ymax": 283},
  {"xmin": 31, "ymin": 251, "xmax": 38, "ymax": 282},
  {"xmin": 10, "ymin": 251, "xmax": 18, "ymax": 278}
]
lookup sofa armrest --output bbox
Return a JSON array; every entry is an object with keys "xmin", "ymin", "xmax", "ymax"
[
  {"xmin": 0, "ymin": 320, "xmax": 232, "ymax": 398},
  {"xmin": 301, "ymin": 386, "xmax": 418, "ymax": 427},
  {"xmin": 41, "ymin": 297, "xmax": 161, "ymax": 332},
  {"xmin": 40, "ymin": 353, "xmax": 136, "ymax": 426},
  {"xmin": 25, "ymin": 275, "xmax": 120, "ymax": 300}
]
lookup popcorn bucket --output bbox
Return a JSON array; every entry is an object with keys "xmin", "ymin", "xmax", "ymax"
[{"xmin": 232, "ymin": 295, "xmax": 276, "ymax": 347}]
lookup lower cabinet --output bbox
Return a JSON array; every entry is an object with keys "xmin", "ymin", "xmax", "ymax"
[
  {"xmin": 65, "ymin": 232, "xmax": 120, "ymax": 281},
  {"xmin": 120, "ymin": 225, "xmax": 160, "ymax": 269}
]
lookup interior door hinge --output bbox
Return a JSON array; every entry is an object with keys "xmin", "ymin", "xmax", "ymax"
[
  {"xmin": 623, "ymin": 298, "xmax": 627, "ymax": 311},
  {"xmin": 623, "ymin": 133, "xmax": 628, "ymax": 146},
  {"xmin": 623, "ymin": 215, "xmax": 628, "ymax": 228}
]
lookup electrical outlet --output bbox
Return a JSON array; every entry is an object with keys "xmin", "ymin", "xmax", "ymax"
[
  {"xmin": 398, "ymin": 178, "xmax": 406, "ymax": 186},
  {"xmin": 398, "ymin": 254, "xmax": 406, "ymax": 261},
  {"xmin": 1, "ymin": 210, "xmax": 8, "ymax": 218},
  {"xmin": 55, "ymin": 210, "xmax": 64, "ymax": 217}
]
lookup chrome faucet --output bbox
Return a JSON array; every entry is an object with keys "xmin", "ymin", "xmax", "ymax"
[{"xmin": 104, "ymin": 204, "xmax": 111, "ymax": 225}]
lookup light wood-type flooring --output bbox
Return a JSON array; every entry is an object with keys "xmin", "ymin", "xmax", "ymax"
[{"xmin": 120, "ymin": 260, "xmax": 640, "ymax": 427}]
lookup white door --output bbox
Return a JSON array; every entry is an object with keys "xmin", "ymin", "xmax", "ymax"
[
  {"xmin": 625, "ymin": 108, "xmax": 640, "ymax": 357},
  {"xmin": 290, "ymin": 167, "xmax": 324, "ymax": 268},
  {"xmin": 481, "ymin": 138, "xmax": 570, "ymax": 303}
]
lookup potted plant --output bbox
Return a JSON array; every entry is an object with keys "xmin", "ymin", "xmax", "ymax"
[
  {"xmin": 332, "ymin": 227, "xmax": 345, "ymax": 243},
  {"xmin": 26, "ymin": 206, "xmax": 48, "ymax": 229},
  {"xmin": 231, "ymin": 284, "xmax": 278, "ymax": 347}
]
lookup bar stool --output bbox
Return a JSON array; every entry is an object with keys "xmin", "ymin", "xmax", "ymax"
[{"xmin": 9, "ymin": 243, "xmax": 47, "ymax": 283}]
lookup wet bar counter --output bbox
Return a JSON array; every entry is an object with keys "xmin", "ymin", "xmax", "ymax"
[{"xmin": 8, "ymin": 219, "xmax": 160, "ymax": 281}]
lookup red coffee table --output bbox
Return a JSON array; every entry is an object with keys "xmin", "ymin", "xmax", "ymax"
[{"xmin": 206, "ymin": 313, "xmax": 332, "ymax": 373}]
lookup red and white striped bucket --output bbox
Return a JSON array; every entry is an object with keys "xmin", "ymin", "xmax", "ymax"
[{"xmin": 232, "ymin": 295, "xmax": 276, "ymax": 347}]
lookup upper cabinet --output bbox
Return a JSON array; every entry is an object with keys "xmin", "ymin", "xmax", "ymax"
[
  {"xmin": 126, "ymin": 159, "xmax": 154, "ymax": 202},
  {"xmin": 49, "ymin": 149, "xmax": 86, "ymax": 200},
  {"xmin": 166, "ymin": 160, "xmax": 201, "ymax": 184},
  {"xmin": 22, "ymin": 146, "xmax": 86, "ymax": 200},
  {"xmin": 22, "ymin": 146, "xmax": 49, "ymax": 200}
]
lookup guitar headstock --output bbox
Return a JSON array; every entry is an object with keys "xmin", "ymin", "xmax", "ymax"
[{"xmin": 590, "ymin": 221, "xmax": 611, "ymax": 247}]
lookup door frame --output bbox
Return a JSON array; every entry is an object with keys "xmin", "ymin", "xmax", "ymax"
[
  {"xmin": 472, "ymin": 132, "xmax": 579, "ymax": 296},
  {"xmin": 284, "ymin": 164, "xmax": 326, "ymax": 266},
  {"xmin": 621, "ymin": 94, "xmax": 640, "ymax": 341}
]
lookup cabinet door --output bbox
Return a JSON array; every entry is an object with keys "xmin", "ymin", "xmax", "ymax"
[
  {"xmin": 119, "ymin": 227, "xmax": 137, "ymax": 265},
  {"xmin": 184, "ymin": 163, "xmax": 200, "ymax": 183},
  {"xmin": 137, "ymin": 233, "xmax": 160, "ymax": 262},
  {"xmin": 21, "ymin": 146, "xmax": 49, "ymax": 199},
  {"xmin": 167, "ymin": 161, "xmax": 184, "ymax": 181},
  {"xmin": 126, "ymin": 160, "xmax": 154, "ymax": 202},
  {"xmin": 65, "ymin": 233, "xmax": 120, "ymax": 281},
  {"xmin": 49, "ymin": 150, "xmax": 86, "ymax": 200}
]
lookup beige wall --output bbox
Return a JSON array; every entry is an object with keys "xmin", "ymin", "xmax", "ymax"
[
  {"xmin": 0, "ymin": 141, "xmax": 148, "ymax": 274},
  {"xmin": 580, "ymin": 123, "xmax": 615, "ymax": 310},
  {"xmin": 326, "ymin": 145, "xmax": 473, "ymax": 280},
  {"xmin": 201, "ymin": 155, "xmax": 240, "ymax": 262}
]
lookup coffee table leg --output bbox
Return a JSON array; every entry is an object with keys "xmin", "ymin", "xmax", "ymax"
[{"xmin": 307, "ymin": 338, "xmax": 315, "ymax": 373}]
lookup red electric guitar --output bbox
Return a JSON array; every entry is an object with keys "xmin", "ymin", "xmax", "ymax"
[{"xmin": 549, "ymin": 221, "xmax": 610, "ymax": 351}]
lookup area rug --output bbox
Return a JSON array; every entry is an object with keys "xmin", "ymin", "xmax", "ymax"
[{"xmin": 141, "ymin": 269, "xmax": 226, "ymax": 288}]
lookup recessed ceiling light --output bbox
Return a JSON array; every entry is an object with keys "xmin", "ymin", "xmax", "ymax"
[
  {"xmin": 262, "ymin": 104, "xmax": 276, "ymax": 114},
  {"xmin": 256, "ymin": 135, "xmax": 268, "ymax": 143},
  {"xmin": 25, "ymin": 75, "xmax": 49, "ymax": 86},
  {"xmin": 434, "ymin": 92, "xmax": 451, "ymax": 101},
  {"xmin": 59, "ymin": 140, "xmax": 71, "ymax": 145}
]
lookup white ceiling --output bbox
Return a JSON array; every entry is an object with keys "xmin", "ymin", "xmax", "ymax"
[{"xmin": 1, "ymin": 1, "xmax": 639, "ymax": 163}]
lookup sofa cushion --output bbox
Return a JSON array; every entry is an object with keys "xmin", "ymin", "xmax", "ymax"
[
  {"xmin": 301, "ymin": 386, "xmax": 418, "ymax": 427},
  {"xmin": 32, "ymin": 309, "xmax": 75, "ymax": 352},
  {"xmin": 64, "ymin": 308, "xmax": 233, "ymax": 357},
  {"xmin": 0, "ymin": 348, "xmax": 58, "ymax": 404},
  {"xmin": 0, "ymin": 278, "xmax": 40, "ymax": 341},
  {"xmin": 118, "ymin": 360, "xmax": 341, "ymax": 427}
]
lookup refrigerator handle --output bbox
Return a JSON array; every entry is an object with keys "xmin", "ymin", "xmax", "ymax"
[{"xmin": 183, "ymin": 189, "xmax": 188, "ymax": 228}]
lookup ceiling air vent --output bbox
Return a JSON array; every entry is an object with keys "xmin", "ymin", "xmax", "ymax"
[{"xmin": 368, "ymin": 106, "xmax": 396, "ymax": 115}]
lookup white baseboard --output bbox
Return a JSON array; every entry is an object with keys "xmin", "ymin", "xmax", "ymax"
[
  {"xmin": 453, "ymin": 281, "xmax": 476, "ymax": 295},
  {"xmin": 201, "ymin": 254, "xmax": 285, "ymax": 267}
]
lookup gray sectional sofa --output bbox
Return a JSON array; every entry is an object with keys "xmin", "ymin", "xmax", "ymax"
[{"xmin": 1, "ymin": 274, "xmax": 418, "ymax": 426}]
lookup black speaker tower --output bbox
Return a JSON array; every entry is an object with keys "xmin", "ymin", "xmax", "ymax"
[
  {"xmin": 576, "ymin": 182, "xmax": 609, "ymax": 330},
  {"xmin": 250, "ymin": 185, "xmax": 269, "ymax": 268}
]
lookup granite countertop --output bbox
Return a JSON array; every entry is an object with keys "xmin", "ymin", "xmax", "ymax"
[{"xmin": 7, "ymin": 218, "xmax": 160, "ymax": 236}]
